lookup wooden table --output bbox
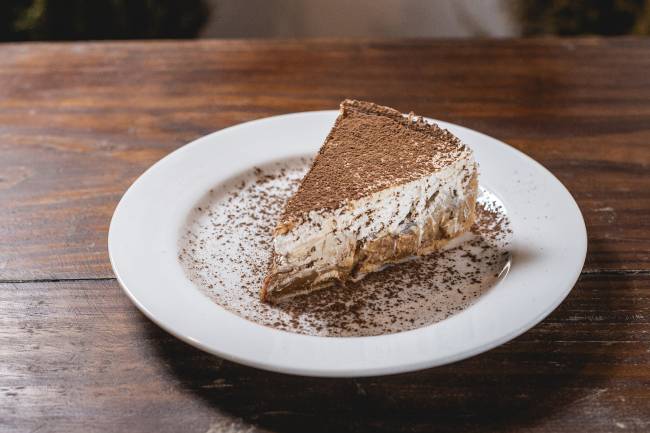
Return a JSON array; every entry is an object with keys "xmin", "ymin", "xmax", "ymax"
[{"xmin": 1, "ymin": 38, "xmax": 649, "ymax": 433}]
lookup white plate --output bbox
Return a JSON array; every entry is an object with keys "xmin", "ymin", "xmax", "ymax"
[{"xmin": 108, "ymin": 111, "xmax": 587, "ymax": 377}]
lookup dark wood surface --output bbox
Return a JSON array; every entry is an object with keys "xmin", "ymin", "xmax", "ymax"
[{"xmin": 1, "ymin": 38, "xmax": 649, "ymax": 432}]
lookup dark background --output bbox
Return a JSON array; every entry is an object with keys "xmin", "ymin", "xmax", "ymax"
[{"xmin": 1, "ymin": 0, "xmax": 650, "ymax": 41}]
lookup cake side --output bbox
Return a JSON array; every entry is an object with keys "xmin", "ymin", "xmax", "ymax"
[{"xmin": 261, "ymin": 158, "xmax": 478, "ymax": 303}]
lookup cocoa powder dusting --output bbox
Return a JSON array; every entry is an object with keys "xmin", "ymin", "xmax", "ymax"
[
  {"xmin": 281, "ymin": 100, "xmax": 470, "ymax": 224},
  {"xmin": 178, "ymin": 157, "xmax": 512, "ymax": 337}
]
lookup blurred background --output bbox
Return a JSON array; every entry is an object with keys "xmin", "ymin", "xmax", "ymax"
[{"xmin": 2, "ymin": 0, "xmax": 650, "ymax": 41}]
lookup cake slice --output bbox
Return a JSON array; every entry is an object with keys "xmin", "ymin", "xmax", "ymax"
[{"xmin": 261, "ymin": 99, "xmax": 478, "ymax": 303}]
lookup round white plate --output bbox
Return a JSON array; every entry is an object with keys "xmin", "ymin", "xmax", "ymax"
[{"xmin": 109, "ymin": 111, "xmax": 587, "ymax": 377}]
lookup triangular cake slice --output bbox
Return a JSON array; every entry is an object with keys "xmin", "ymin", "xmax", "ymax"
[{"xmin": 261, "ymin": 99, "xmax": 478, "ymax": 303}]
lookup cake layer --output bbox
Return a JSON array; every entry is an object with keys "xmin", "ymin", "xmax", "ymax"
[{"xmin": 262, "ymin": 159, "xmax": 477, "ymax": 302}]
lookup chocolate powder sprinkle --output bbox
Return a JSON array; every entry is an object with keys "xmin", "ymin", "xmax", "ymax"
[
  {"xmin": 178, "ymin": 158, "xmax": 512, "ymax": 337},
  {"xmin": 281, "ymin": 99, "xmax": 469, "ymax": 224}
]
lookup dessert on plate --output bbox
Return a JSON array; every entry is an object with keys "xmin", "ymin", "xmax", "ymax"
[{"xmin": 261, "ymin": 99, "xmax": 478, "ymax": 303}]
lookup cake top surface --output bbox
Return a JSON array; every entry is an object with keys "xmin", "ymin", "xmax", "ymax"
[{"xmin": 280, "ymin": 99, "xmax": 470, "ymax": 224}]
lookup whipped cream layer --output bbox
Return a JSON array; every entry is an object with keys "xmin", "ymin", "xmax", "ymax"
[{"xmin": 264, "ymin": 156, "xmax": 477, "ymax": 301}]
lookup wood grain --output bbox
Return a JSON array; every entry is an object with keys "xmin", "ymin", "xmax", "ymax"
[
  {"xmin": 0, "ymin": 39, "xmax": 649, "ymax": 432},
  {"xmin": 1, "ymin": 39, "xmax": 649, "ymax": 279},
  {"xmin": 1, "ymin": 275, "xmax": 648, "ymax": 433}
]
